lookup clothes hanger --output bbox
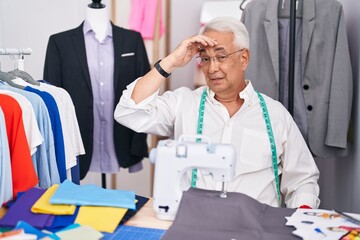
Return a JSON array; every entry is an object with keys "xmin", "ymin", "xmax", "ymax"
[
  {"xmin": 0, "ymin": 59, "xmax": 24, "ymax": 89},
  {"xmin": 240, "ymin": 0, "xmax": 247, "ymax": 11},
  {"xmin": 7, "ymin": 54, "xmax": 40, "ymax": 86}
]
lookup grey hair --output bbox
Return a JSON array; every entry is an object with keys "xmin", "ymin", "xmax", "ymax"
[{"xmin": 201, "ymin": 17, "xmax": 249, "ymax": 50}]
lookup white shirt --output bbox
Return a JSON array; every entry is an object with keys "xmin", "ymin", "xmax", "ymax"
[
  {"xmin": 0, "ymin": 90, "xmax": 43, "ymax": 155},
  {"xmin": 114, "ymin": 79, "xmax": 320, "ymax": 208},
  {"xmin": 37, "ymin": 82, "xmax": 85, "ymax": 170},
  {"xmin": 12, "ymin": 78, "xmax": 85, "ymax": 170}
]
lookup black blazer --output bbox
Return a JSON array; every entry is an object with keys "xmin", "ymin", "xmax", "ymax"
[{"xmin": 43, "ymin": 22, "xmax": 150, "ymax": 179}]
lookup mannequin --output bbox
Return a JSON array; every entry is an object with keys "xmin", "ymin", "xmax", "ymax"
[
  {"xmin": 44, "ymin": 0, "xmax": 150, "ymax": 182},
  {"xmin": 86, "ymin": 0, "xmax": 109, "ymax": 42}
]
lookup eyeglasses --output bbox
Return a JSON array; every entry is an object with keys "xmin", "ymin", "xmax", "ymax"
[{"xmin": 196, "ymin": 48, "xmax": 245, "ymax": 66}]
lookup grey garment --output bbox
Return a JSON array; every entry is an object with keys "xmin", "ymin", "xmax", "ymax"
[
  {"xmin": 278, "ymin": 18, "xmax": 308, "ymax": 141},
  {"xmin": 242, "ymin": 0, "xmax": 352, "ymax": 158},
  {"xmin": 162, "ymin": 188, "xmax": 298, "ymax": 240}
]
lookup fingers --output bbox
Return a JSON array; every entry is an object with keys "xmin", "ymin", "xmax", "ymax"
[
  {"xmin": 189, "ymin": 35, "xmax": 218, "ymax": 48},
  {"xmin": 185, "ymin": 35, "xmax": 218, "ymax": 52}
]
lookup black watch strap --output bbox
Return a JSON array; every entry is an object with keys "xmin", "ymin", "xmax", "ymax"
[{"xmin": 154, "ymin": 59, "xmax": 171, "ymax": 78}]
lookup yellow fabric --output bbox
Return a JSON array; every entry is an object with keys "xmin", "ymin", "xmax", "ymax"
[
  {"xmin": 75, "ymin": 206, "xmax": 128, "ymax": 233},
  {"xmin": 31, "ymin": 184, "xmax": 76, "ymax": 215},
  {"xmin": 0, "ymin": 207, "xmax": 7, "ymax": 219}
]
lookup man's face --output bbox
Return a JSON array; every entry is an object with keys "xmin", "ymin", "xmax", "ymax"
[{"xmin": 200, "ymin": 30, "xmax": 249, "ymax": 96}]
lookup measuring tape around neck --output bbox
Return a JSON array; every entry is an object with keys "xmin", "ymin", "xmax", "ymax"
[
  {"xmin": 191, "ymin": 89, "xmax": 208, "ymax": 188},
  {"xmin": 192, "ymin": 88, "xmax": 281, "ymax": 206}
]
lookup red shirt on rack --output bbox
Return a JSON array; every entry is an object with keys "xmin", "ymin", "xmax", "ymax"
[{"xmin": 0, "ymin": 94, "xmax": 38, "ymax": 199}]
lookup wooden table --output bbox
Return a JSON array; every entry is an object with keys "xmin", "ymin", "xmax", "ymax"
[{"xmin": 125, "ymin": 198, "xmax": 173, "ymax": 230}]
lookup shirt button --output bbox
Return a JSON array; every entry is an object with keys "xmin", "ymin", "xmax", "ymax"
[
  {"xmin": 303, "ymin": 84, "xmax": 309, "ymax": 90},
  {"xmin": 101, "ymin": 102, "xmax": 105, "ymax": 106},
  {"xmin": 307, "ymin": 105, "xmax": 313, "ymax": 111},
  {"xmin": 99, "ymin": 62, "xmax": 104, "ymax": 66},
  {"xmin": 100, "ymin": 82, "xmax": 104, "ymax": 86}
]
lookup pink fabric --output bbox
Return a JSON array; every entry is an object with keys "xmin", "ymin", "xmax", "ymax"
[{"xmin": 129, "ymin": 0, "xmax": 165, "ymax": 40}]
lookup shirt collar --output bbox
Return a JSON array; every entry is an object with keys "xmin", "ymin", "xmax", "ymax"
[
  {"xmin": 207, "ymin": 80, "xmax": 257, "ymax": 106},
  {"xmin": 83, "ymin": 20, "xmax": 113, "ymax": 39}
]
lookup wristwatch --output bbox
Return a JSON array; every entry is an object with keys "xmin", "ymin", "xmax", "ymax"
[{"xmin": 154, "ymin": 59, "xmax": 171, "ymax": 78}]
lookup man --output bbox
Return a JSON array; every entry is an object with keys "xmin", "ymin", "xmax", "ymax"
[{"xmin": 114, "ymin": 17, "xmax": 320, "ymax": 208}]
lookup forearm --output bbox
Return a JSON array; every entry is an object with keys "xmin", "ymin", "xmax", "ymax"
[{"xmin": 131, "ymin": 56, "xmax": 176, "ymax": 104}]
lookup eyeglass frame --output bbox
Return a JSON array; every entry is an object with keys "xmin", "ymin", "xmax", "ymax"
[{"xmin": 196, "ymin": 48, "xmax": 245, "ymax": 66}]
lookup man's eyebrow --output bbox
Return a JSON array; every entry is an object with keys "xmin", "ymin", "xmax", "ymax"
[{"xmin": 214, "ymin": 47, "xmax": 226, "ymax": 51}]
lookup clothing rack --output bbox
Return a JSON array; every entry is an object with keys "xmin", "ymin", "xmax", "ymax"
[
  {"xmin": 0, "ymin": 48, "xmax": 32, "ymax": 56},
  {"xmin": 0, "ymin": 48, "xmax": 32, "ymax": 71}
]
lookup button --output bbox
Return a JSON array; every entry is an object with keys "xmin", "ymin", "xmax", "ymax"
[
  {"xmin": 99, "ymin": 62, "xmax": 104, "ymax": 66},
  {"xmin": 303, "ymin": 84, "xmax": 309, "ymax": 90},
  {"xmin": 100, "ymin": 82, "xmax": 104, "ymax": 86},
  {"xmin": 307, "ymin": 105, "xmax": 313, "ymax": 111},
  {"xmin": 101, "ymin": 102, "xmax": 105, "ymax": 105}
]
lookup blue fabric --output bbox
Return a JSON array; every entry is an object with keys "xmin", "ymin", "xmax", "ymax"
[
  {"xmin": 50, "ymin": 180, "xmax": 136, "ymax": 209},
  {"xmin": 0, "ymin": 84, "xmax": 59, "ymax": 188},
  {"xmin": 0, "ymin": 107, "xmax": 12, "ymax": 206},
  {"xmin": 24, "ymin": 86, "xmax": 67, "ymax": 182},
  {"xmin": 0, "ymin": 188, "xmax": 53, "ymax": 228},
  {"xmin": 14, "ymin": 221, "xmax": 60, "ymax": 240},
  {"xmin": 55, "ymin": 223, "xmax": 81, "ymax": 232},
  {"xmin": 45, "ymin": 207, "xmax": 79, "ymax": 231},
  {"xmin": 70, "ymin": 157, "xmax": 80, "ymax": 184},
  {"xmin": 121, "ymin": 195, "xmax": 149, "ymax": 224}
]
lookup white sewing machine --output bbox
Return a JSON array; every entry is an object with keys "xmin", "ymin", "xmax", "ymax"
[{"xmin": 149, "ymin": 135, "xmax": 237, "ymax": 221}]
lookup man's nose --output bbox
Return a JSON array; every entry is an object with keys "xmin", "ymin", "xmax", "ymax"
[{"xmin": 208, "ymin": 57, "xmax": 220, "ymax": 72}]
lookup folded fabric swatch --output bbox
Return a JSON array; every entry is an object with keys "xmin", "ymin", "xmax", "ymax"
[
  {"xmin": 56, "ymin": 224, "xmax": 103, "ymax": 240},
  {"xmin": 0, "ymin": 188, "xmax": 53, "ymax": 228},
  {"xmin": 31, "ymin": 184, "xmax": 76, "ymax": 215},
  {"xmin": 75, "ymin": 205, "xmax": 127, "ymax": 233},
  {"xmin": 13, "ymin": 221, "xmax": 60, "ymax": 240},
  {"xmin": 50, "ymin": 180, "xmax": 135, "ymax": 210},
  {"xmin": 120, "ymin": 195, "xmax": 149, "ymax": 224},
  {"xmin": 45, "ymin": 207, "xmax": 79, "ymax": 231}
]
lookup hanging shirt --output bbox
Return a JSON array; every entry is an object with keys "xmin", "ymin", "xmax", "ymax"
[
  {"xmin": 20, "ymin": 84, "xmax": 67, "ymax": 182},
  {"xmin": 83, "ymin": 20, "xmax": 142, "ymax": 173},
  {"xmin": 0, "ymin": 90, "xmax": 43, "ymax": 156},
  {"xmin": 0, "ymin": 84, "xmax": 59, "ymax": 188},
  {"xmin": 0, "ymin": 107, "xmax": 12, "ymax": 206},
  {"xmin": 0, "ymin": 94, "xmax": 38, "ymax": 198},
  {"xmin": 35, "ymin": 81, "xmax": 85, "ymax": 170},
  {"xmin": 115, "ymin": 79, "xmax": 320, "ymax": 208},
  {"xmin": 129, "ymin": 0, "xmax": 165, "ymax": 40}
]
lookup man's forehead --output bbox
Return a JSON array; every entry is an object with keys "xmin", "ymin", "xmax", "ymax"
[{"xmin": 199, "ymin": 46, "xmax": 228, "ymax": 53}]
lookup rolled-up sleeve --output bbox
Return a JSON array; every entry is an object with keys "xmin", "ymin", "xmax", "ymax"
[{"xmin": 114, "ymin": 78, "xmax": 175, "ymax": 137}]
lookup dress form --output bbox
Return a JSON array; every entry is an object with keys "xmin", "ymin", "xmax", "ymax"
[{"xmin": 86, "ymin": 2, "xmax": 110, "ymax": 42}]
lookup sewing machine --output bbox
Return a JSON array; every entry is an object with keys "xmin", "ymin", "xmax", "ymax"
[{"xmin": 149, "ymin": 135, "xmax": 237, "ymax": 221}]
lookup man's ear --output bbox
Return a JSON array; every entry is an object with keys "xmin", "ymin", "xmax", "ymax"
[{"xmin": 241, "ymin": 49, "xmax": 250, "ymax": 70}]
